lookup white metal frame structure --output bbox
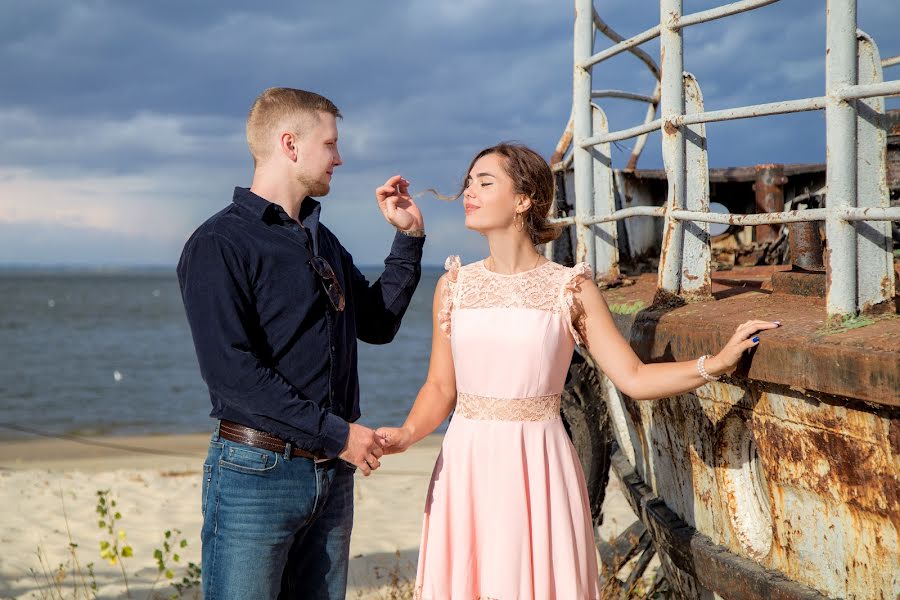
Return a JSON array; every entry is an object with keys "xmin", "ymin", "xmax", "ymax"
[{"xmin": 553, "ymin": 0, "xmax": 900, "ymax": 320}]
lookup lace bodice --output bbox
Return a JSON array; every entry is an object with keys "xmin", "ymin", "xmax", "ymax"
[{"xmin": 439, "ymin": 256, "xmax": 592, "ymax": 345}]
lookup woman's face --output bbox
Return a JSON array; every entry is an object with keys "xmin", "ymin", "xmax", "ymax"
[{"xmin": 463, "ymin": 153, "xmax": 525, "ymax": 235}]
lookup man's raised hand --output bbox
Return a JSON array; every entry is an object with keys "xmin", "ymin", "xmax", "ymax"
[{"xmin": 375, "ymin": 175, "xmax": 424, "ymax": 233}]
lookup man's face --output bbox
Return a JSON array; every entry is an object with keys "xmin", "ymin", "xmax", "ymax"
[{"xmin": 294, "ymin": 112, "xmax": 342, "ymax": 197}]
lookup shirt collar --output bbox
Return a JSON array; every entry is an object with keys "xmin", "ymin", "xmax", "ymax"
[{"xmin": 232, "ymin": 187, "xmax": 322, "ymax": 227}]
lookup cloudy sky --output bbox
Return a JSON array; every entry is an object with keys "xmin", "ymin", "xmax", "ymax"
[{"xmin": 0, "ymin": 0, "xmax": 897, "ymax": 267}]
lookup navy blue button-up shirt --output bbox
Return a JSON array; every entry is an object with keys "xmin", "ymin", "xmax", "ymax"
[{"xmin": 177, "ymin": 187, "xmax": 424, "ymax": 458}]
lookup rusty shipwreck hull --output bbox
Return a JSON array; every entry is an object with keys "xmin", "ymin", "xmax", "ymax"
[{"xmin": 596, "ymin": 272, "xmax": 900, "ymax": 599}]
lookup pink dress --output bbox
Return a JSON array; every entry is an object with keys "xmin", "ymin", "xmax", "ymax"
[{"xmin": 414, "ymin": 256, "xmax": 601, "ymax": 600}]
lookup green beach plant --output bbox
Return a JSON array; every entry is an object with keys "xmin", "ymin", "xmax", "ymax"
[{"xmin": 23, "ymin": 489, "xmax": 201, "ymax": 600}]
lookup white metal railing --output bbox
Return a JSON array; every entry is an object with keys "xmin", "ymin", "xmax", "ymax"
[{"xmin": 552, "ymin": 0, "xmax": 899, "ymax": 319}]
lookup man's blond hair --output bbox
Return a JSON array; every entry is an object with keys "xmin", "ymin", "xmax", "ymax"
[{"xmin": 246, "ymin": 88, "xmax": 342, "ymax": 166}]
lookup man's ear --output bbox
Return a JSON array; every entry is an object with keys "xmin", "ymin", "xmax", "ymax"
[{"xmin": 280, "ymin": 132, "xmax": 299, "ymax": 161}]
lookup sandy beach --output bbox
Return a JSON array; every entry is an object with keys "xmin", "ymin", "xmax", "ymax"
[{"xmin": 0, "ymin": 432, "xmax": 639, "ymax": 599}]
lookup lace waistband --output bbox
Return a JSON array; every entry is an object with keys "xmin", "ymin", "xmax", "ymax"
[{"xmin": 455, "ymin": 392, "xmax": 562, "ymax": 422}]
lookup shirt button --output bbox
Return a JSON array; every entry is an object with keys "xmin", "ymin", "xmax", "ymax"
[{"xmin": 331, "ymin": 345, "xmax": 336, "ymax": 351}]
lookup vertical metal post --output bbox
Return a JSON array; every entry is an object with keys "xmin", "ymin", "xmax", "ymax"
[
  {"xmin": 856, "ymin": 31, "xmax": 895, "ymax": 312},
  {"xmin": 680, "ymin": 73, "xmax": 712, "ymax": 298},
  {"xmin": 824, "ymin": 0, "xmax": 858, "ymax": 319},
  {"xmin": 592, "ymin": 104, "xmax": 619, "ymax": 279},
  {"xmin": 574, "ymin": 0, "xmax": 596, "ymax": 271},
  {"xmin": 658, "ymin": 0, "xmax": 686, "ymax": 294}
]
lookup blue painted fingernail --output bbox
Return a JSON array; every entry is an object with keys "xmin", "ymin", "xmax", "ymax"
[{"xmin": 752, "ymin": 336, "xmax": 760, "ymax": 343}]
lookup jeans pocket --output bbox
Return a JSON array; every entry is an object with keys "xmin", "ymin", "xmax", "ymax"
[{"xmin": 219, "ymin": 444, "xmax": 279, "ymax": 475}]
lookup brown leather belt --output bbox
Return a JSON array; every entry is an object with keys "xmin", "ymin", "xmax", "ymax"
[{"xmin": 218, "ymin": 420, "xmax": 327, "ymax": 461}]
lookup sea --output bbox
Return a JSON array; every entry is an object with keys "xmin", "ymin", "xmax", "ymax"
[{"xmin": 0, "ymin": 266, "xmax": 445, "ymax": 442}]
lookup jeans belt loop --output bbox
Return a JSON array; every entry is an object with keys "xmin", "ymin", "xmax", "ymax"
[
  {"xmin": 213, "ymin": 419, "xmax": 221, "ymax": 441},
  {"xmin": 283, "ymin": 441, "xmax": 293, "ymax": 461}
]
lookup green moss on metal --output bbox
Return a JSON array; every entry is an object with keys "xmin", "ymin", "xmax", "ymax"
[{"xmin": 609, "ymin": 300, "xmax": 646, "ymax": 315}]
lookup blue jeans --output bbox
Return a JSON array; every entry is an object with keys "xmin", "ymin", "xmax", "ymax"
[{"xmin": 200, "ymin": 424, "xmax": 355, "ymax": 600}]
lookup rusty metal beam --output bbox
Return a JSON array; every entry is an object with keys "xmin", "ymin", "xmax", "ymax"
[
  {"xmin": 591, "ymin": 89, "xmax": 656, "ymax": 103},
  {"xmin": 610, "ymin": 449, "xmax": 831, "ymax": 600},
  {"xmin": 579, "ymin": 24, "xmax": 661, "ymax": 70},
  {"xmin": 673, "ymin": 97, "xmax": 827, "ymax": 127},
  {"xmin": 591, "ymin": 9, "xmax": 661, "ymax": 80},
  {"xmin": 834, "ymin": 80, "xmax": 900, "ymax": 101},
  {"xmin": 673, "ymin": 0, "xmax": 781, "ymax": 30},
  {"xmin": 581, "ymin": 118, "xmax": 662, "ymax": 147}
]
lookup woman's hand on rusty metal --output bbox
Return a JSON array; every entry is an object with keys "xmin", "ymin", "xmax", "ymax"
[{"xmin": 708, "ymin": 319, "xmax": 781, "ymax": 376}]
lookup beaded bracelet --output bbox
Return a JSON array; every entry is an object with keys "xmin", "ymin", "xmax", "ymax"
[{"xmin": 696, "ymin": 354, "xmax": 720, "ymax": 382}]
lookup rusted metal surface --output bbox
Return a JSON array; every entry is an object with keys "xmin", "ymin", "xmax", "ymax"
[
  {"xmin": 602, "ymin": 332, "xmax": 900, "ymax": 598},
  {"xmin": 600, "ymin": 270, "xmax": 900, "ymax": 405},
  {"xmin": 611, "ymin": 451, "xmax": 833, "ymax": 600},
  {"xmin": 789, "ymin": 221, "xmax": 824, "ymax": 271},
  {"xmin": 754, "ymin": 165, "xmax": 787, "ymax": 244},
  {"xmin": 771, "ymin": 271, "xmax": 826, "ymax": 297}
]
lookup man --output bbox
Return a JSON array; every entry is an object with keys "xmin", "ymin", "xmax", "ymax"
[{"xmin": 177, "ymin": 88, "xmax": 425, "ymax": 599}]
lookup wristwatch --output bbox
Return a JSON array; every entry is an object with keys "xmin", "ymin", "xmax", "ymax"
[{"xmin": 397, "ymin": 227, "xmax": 425, "ymax": 238}]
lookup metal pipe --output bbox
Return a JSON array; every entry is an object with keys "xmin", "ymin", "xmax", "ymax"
[
  {"xmin": 579, "ymin": 24, "xmax": 661, "ymax": 70},
  {"xmin": 673, "ymin": 96, "xmax": 827, "ymax": 126},
  {"xmin": 550, "ymin": 206, "xmax": 900, "ymax": 227},
  {"xmin": 550, "ymin": 153, "xmax": 574, "ymax": 173},
  {"xmin": 834, "ymin": 80, "xmax": 900, "ymax": 100},
  {"xmin": 840, "ymin": 206, "xmax": 900, "ymax": 221},
  {"xmin": 583, "ymin": 206, "xmax": 666, "ymax": 224},
  {"xmin": 790, "ymin": 221, "xmax": 825, "ymax": 271},
  {"xmin": 754, "ymin": 164, "xmax": 787, "ymax": 243},
  {"xmin": 592, "ymin": 10, "xmax": 661, "ymax": 80},
  {"xmin": 824, "ymin": 0, "xmax": 858, "ymax": 317},
  {"xmin": 658, "ymin": 0, "xmax": 686, "ymax": 294},
  {"xmin": 627, "ymin": 81, "xmax": 662, "ymax": 170},
  {"xmin": 550, "ymin": 111, "xmax": 574, "ymax": 167},
  {"xmin": 670, "ymin": 208, "xmax": 828, "ymax": 225},
  {"xmin": 674, "ymin": 0, "xmax": 780, "ymax": 30},
  {"xmin": 883, "ymin": 54, "xmax": 900, "ymax": 68},
  {"xmin": 591, "ymin": 90, "xmax": 656, "ymax": 103},
  {"xmin": 581, "ymin": 118, "xmax": 662, "ymax": 147},
  {"xmin": 573, "ymin": 0, "xmax": 596, "ymax": 269}
]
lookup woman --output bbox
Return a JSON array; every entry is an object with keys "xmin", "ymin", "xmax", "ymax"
[{"xmin": 376, "ymin": 143, "xmax": 779, "ymax": 599}]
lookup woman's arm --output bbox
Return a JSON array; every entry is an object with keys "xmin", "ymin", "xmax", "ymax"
[
  {"xmin": 575, "ymin": 278, "xmax": 779, "ymax": 401},
  {"xmin": 376, "ymin": 274, "xmax": 458, "ymax": 453}
]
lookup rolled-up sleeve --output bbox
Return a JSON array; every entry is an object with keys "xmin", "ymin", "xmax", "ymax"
[{"xmin": 177, "ymin": 231, "xmax": 349, "ymax": 457}]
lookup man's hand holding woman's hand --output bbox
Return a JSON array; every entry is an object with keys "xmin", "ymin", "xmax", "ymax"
[{"xmin": 339, "ymin": 423, "xmax": 386, "ymax": 476}]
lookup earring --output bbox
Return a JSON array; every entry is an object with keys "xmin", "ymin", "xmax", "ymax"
[{"xmin": 514, "ymin": 212, "xmax": 525, "ymax": 232}]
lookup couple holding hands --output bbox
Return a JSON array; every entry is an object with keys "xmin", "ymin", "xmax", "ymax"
[{"xmin": 177, "ymin": 88, "xmax": 778, "ymax": 599}]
